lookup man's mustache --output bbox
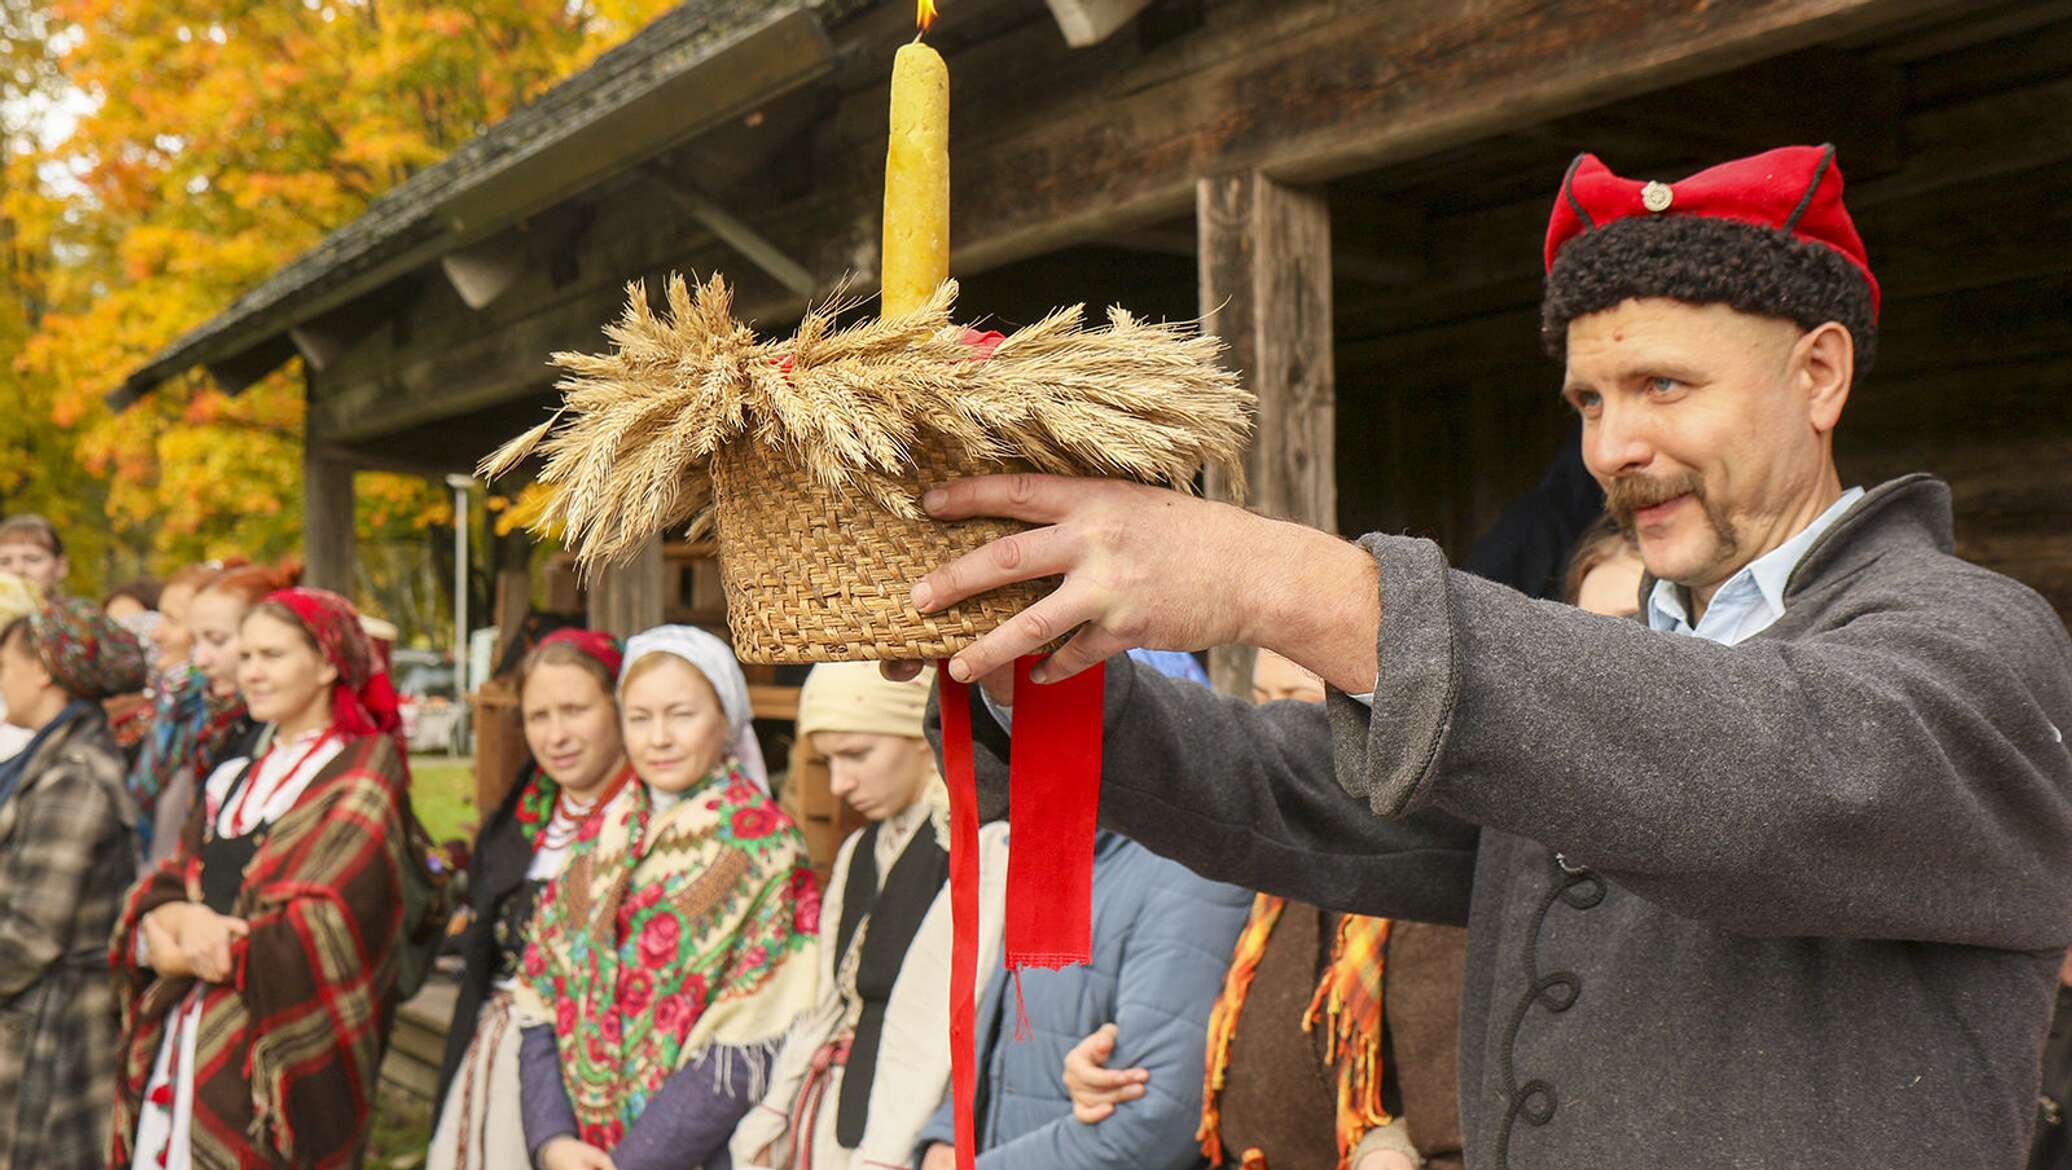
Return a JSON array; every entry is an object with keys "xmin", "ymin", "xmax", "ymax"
[{"xmin": 1605, "ymin": 472, "xmax": 1705, "ymax": 530}]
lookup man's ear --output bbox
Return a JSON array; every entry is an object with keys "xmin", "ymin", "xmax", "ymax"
[{"xmin": 1796, "ymin": 321, "xmax": 1854, "ymax": 435}]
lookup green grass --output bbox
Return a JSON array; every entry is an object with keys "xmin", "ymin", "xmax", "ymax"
[
  {"xmin": 409, "ymin": 755, "xmax": 478, "ymax": 845},
  {"xmin": 367, "ymin": 1080, "xmax": 434, "ymax": 1169}
]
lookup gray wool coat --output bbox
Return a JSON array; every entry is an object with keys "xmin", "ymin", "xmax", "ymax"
[
  {"xmin": 934, "ymin": 475, "xmax": 2072, "ymax": 1170},
  {"xmin": 0, "ymin": 706, "xmax": 138, "ymax": 1170}
]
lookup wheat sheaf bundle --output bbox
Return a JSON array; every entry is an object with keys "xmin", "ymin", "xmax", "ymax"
[{"xmin": 482, "ymin": 273, "xmax": 1253, "ymax": 570}]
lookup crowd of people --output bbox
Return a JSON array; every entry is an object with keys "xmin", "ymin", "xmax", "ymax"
[{"xmin": 0, "ymin": 493, "xmax": 1658, "ymax": 1170}]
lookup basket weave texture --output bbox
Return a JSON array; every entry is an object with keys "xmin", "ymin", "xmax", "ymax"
[{"xmin": 712, "ymin": 435, "xmax": 1048, "ymax": 663}]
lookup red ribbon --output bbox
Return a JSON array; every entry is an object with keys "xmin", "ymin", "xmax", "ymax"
[
  {"xmin": 937, "ymin": 663, "xmax": 982, "ymax": 1170},
  {"xmin": 937, "ymin": 654, "xmax": 1106, "ymax": 1170}
]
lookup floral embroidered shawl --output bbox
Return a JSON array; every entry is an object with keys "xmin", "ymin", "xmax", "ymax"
[{"xmin": 516, "ymin": 757, "xmax": 820, "ymax": 1149}]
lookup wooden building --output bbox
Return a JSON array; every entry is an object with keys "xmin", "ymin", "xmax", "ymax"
[{"xmin": 118, "ymin": 0, "xmax": 2072, "ymax": 699}]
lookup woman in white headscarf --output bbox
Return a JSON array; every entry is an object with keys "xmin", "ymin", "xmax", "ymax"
[
  {"xmin": 515, "ymin": 626, "xmax": 819, "ymax": 1170},
  {"xmin": 731, "ymin": 663, "xmax": 1009, "ymax": 1170}
]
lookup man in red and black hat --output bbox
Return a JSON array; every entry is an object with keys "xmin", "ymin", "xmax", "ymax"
[{"xmin": 901, "ymin": 145, "xmax": 2072, "ymax": 1167}]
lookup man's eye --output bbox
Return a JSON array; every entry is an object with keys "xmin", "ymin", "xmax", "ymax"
[{"xmin": 1647, "ymin": 376, "xmax": 1682, "ymax": 394}]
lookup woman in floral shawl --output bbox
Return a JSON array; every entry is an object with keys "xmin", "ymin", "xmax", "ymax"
[
  {"xmin": 110, "ymin": 588, "xmax": 422, "ymax": 1170},
  {"xmin": 517, "ymin": 624, "xmax": 819, "ymax": 1170},
  {"xmin": 0, "ymin": 597, "xmax": 147, "ymax": 1170}
]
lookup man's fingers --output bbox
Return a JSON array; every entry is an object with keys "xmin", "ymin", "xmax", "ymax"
[
  {"xmin": 922, "ymin": 474, "xmax": 1093, "ymax": 525},
  {"xmin": 1027, "ymin": 624, "xmax": 1130, "ymax": 686},
  {"xmin": 912, "ymin": 525, "xmax": 1077, "ymax": 615},
  {"xmin": 945, "ymin": 584, "xmax": 1094, "ymax": 685}
]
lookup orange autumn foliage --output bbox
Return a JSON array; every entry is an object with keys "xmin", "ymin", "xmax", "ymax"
[{"xmin": 1, "ymin": 0, "xmax": 677, "ymax": 590}]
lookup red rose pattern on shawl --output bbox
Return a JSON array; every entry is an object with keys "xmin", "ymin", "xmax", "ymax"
[{"xmin": 522, "ymin": 757, "xmax": 819, "ymax": 1145}]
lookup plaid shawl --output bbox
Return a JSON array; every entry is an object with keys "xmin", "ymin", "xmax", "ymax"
[
  {"xmin": 108, "ymin": 732, "xmax": 414, "ymax": 1170},
  {"xmin": 515, "ymin": 759, "xmax": 820, "ymax": 1150},
  {"xmin": 1199, "ymin": 895, "xmax": 1392, "ymax": 1170},
  {"xmin": 0, "ymin": 705, "xmax": 134, "ymax": 1170}
]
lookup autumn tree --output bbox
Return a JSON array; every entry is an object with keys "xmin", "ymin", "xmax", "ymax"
[{"xmin": 3, "ymin": 0, "xmax": 676, "ymax": 598}]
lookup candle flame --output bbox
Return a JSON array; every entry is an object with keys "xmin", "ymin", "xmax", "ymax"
[{"xmin": 916, "ymin": 0, "xmax": 938, "ymax": 35}]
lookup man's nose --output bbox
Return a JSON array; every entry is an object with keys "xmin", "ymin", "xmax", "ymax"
[{"xmin": 1588, "ymin": 400, "xmax": 1656, "ymax": 478}]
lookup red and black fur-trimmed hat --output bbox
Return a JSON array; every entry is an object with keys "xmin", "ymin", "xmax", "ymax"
[{"xmin": 1540, "ymin": 144, "xmax": 1880, "ymax": 372}]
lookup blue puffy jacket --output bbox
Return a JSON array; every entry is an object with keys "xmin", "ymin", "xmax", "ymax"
[{"xmin": 916, "ymin": 830, "xmax": 1250, "ymax": 1170}]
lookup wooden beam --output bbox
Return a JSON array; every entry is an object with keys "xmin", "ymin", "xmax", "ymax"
[
  {"xmin": 642, "ymin": 165, "xmax": 817, "ymax": 297},
  {"xmin": 1198, "ymin": 170, "xmax": 1336, "ymax": 697},
  {"xmin": 586, "ymin": 536, "xmax": 666, "ymax": 637},
  {"xmin": 1045, "ymin": 0, "xmax": 1156, "ymax": 47},
  {"xmin": 303, "ymin": 447, "xmax": 356, "ymax": 594}
]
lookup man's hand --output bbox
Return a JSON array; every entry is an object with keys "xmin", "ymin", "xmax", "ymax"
[
  {"xmin": 1062, "ymin": 1023, "xmax": 1148, "ymax": 1123},
  {"xmin": 1354, "ymin": 1151, "xmax": 1416, "ymax": 1170},
  {"xmin": 539, "ymin": 1137, "xmax": 617, "ymax": 1170},
  {"xmin": 919, "ymin": 1142, "xmax": 957, "ymax": 1170},
  {"xmin": 895, "ymin": 476, "xmax": 1380, "ymax": 695}
]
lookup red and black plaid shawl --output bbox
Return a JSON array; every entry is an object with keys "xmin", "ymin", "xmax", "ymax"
[{"xmin": 108, "ymin": 732, "xmax": 414, "ymax": 1170}]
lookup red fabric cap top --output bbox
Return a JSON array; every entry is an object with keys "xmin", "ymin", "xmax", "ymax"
[{"xmin": 1544, "ymin": 144, "xmax": 1880, "ymax": 317}]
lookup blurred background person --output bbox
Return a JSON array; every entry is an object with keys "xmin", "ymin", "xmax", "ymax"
[
  {"xmin": 103, "ymin": 579, "xmax": 164, "ymax": 645},
  {"xmin": 0, "ymin": 573, "xmax": 43, "ymax": 761},
  {"xmin": 0, "ymin": 597, "xmax": 147, "ymax": 1170},
  {"xmin": 0, "ymin": 514, "xmax": 68, "ymax": 596},
  {"xmin": 127, "ymin": 559, "xmax": 278, "ymax": 864}
]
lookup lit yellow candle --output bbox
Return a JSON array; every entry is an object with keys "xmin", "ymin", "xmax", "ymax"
[{"xmin": 882, "ymin": 32, "xmax": 949, "ymax": 317}]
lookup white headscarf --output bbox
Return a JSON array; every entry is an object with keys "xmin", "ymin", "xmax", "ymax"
[{"xmin": 619, "ymin": 625, "xmax": 769, "ymax": 792}]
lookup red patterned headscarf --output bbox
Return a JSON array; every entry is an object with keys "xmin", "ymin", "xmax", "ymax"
[
  {"xmin": 261, "ymin": 588, "xmax": 404, "ymax": 749},
  {"xmin": 536, "ymin": 627, "xmax": 624, "ymax": 679}
]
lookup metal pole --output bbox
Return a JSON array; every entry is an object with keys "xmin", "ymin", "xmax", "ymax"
[{"xmin": 445, "ymin": 475, "xmax": 474, "ymax": 697}]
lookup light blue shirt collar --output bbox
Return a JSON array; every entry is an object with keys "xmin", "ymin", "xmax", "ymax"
[{"xmin": 1647, "ymin": 487, "xmax": 1865, "ymax": 646}]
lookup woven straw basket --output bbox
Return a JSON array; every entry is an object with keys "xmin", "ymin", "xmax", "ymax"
[
  {"xmin": 711, "ymin": 434, "xmax": 1050, "ymax": 664},
  {"xmin": 480, "ymin": 276, "xmax": 1249, "ymax": 667}
]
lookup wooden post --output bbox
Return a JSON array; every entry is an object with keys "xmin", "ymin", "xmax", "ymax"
[
  {"xmin": 303, "ymin": 448, "xmax": 357, "ymax": 594},
  {"xmin": 585, "ymin": 535, "xmax": 666, "ymax": 637},
  {"xmin": 1197, "ymin": 170, "xmax": 1337, "ymax": 698}
]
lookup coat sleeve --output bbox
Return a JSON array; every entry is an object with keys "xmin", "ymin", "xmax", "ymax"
[
  {"xmin": 927, "ymin": 661, "xmax": 1481, "ymax": 925},
  {"xmin": 0, "ymin": 767, "xmax": 121, "ymax": 999},
  {"xmin": 614, "ymin": 1047, "xmax": 762, "ymax": 1170},
  {"xmin": 971, "ymin": 860, "xmax": 1251, "ymax": 1170},
  {"xmin": 1337, "ymin": 531, "xmax": 2072, "ymax": 948}
]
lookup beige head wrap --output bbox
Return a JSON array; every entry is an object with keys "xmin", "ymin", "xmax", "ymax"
[
  {"xmin": 0, "ymin": 574, "xmax": 40, "ymax": 626},
  {"xmin": 796, "ymin": 662, "xmax": 935, "ymax": 741},
  {"xmin": 797, "ymin": 663, "xmax": 947, "ymax": 842}
]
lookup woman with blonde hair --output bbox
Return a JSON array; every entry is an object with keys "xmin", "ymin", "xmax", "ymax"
[{"xmin": 518, "ymin": 625, "xmax": 819, "ymax": 1170}]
